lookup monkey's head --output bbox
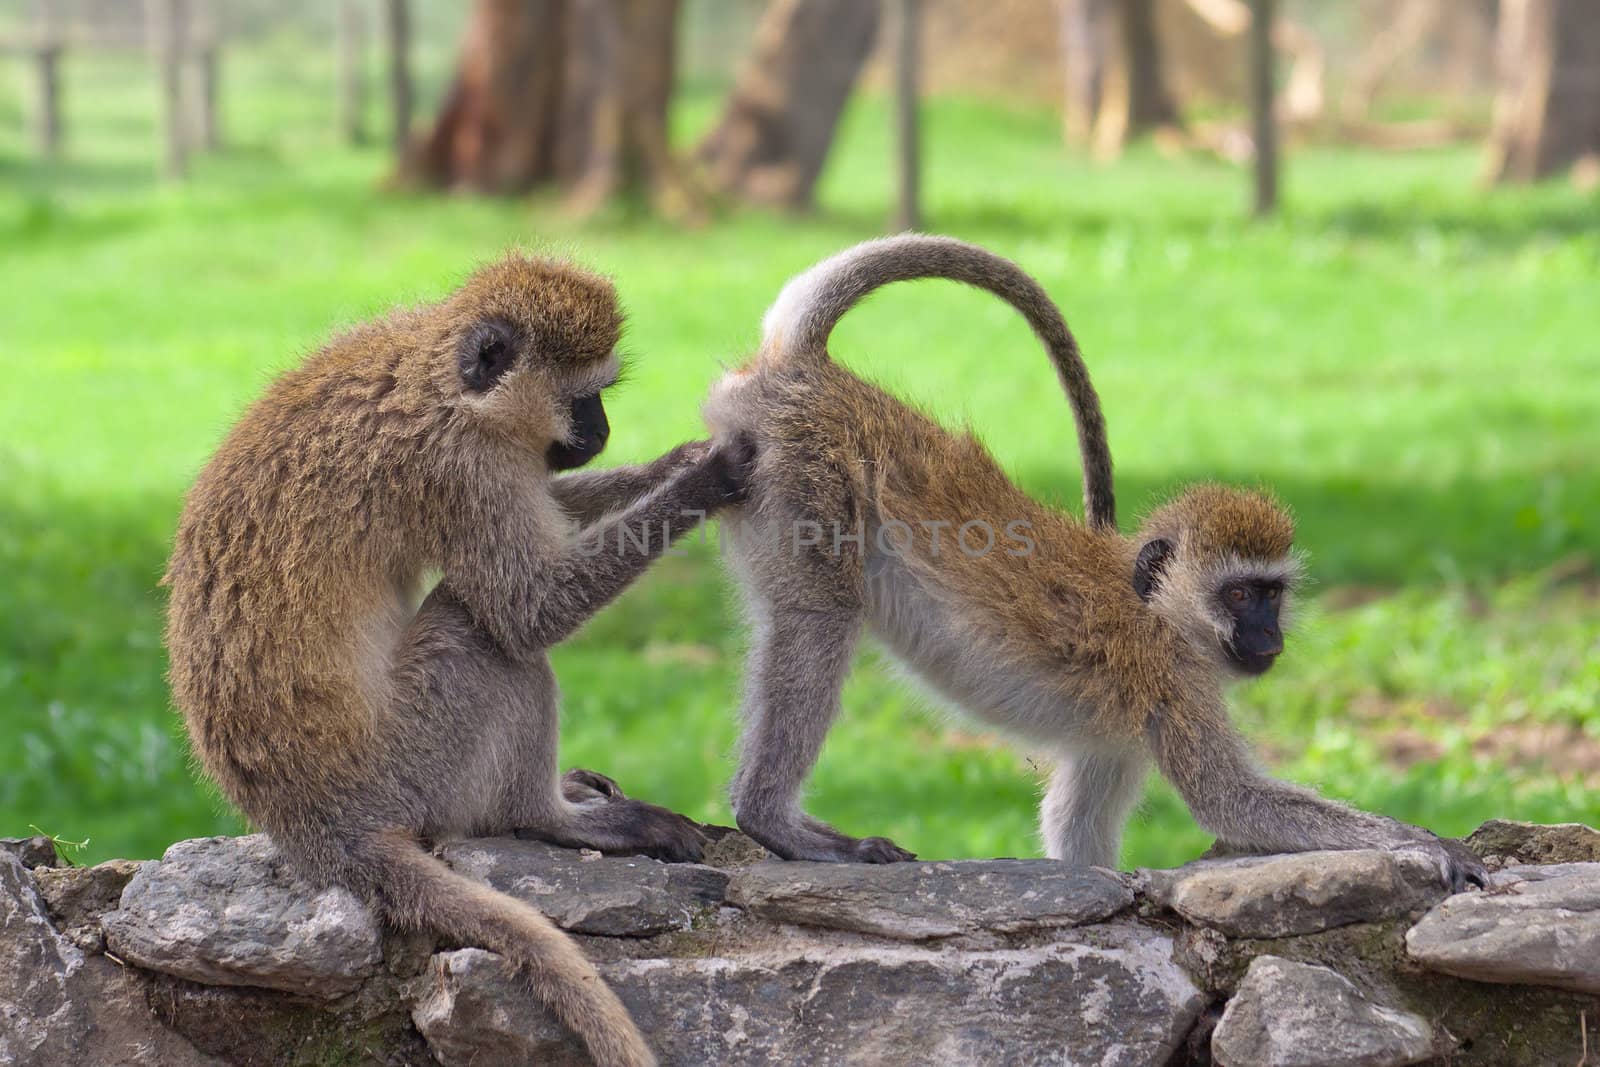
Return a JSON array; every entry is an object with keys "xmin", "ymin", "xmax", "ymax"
[
  {"xmin": 431, "ymin": 255, "xmax": 624, "ymax": 469},
  {"xmin": 1131, "ymin": 485, "xmax": 1301, "ymax": 679}
]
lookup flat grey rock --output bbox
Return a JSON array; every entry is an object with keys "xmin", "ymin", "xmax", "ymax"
[
  {"xmin": 726, "ymin": 858, "xmax": 1132, "ymax": 940},
  {"xmin": 439, "ymin": 837, "xmax": 728, "ymax": 937},
  {"xmin": 2, "ymin": 852, "xmax": 216, "ymax": 1065},
  {"xmin": 1142, "ymin": 849, "xmax": 1447, "ymax": 938},
  {"xmin": 409, "ymin": 923, "xmax": 1203, "ymax": 1067},
  {"xmin": 1405, "ymin": 862, "xmax": 1600, "ymax": 993},
  {"xmin": 102, "ymin": 835, "xmax": 382, "ymax": 998},
  {"xmin": 1212, "ymin": 956, "xmax": 1435, "ymax": 1067}
]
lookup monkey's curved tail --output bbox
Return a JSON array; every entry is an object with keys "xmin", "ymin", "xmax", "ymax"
[
  {"xmin": 355, "ymin": 830, "xmax": 654, "ymax": 1067},
  {"xmin": 760, "ymin": 234, "xmax": 1115, "ymax": 530}
]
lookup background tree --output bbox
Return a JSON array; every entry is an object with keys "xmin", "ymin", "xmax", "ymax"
[
  {"xmin": 1058, "ymin": 0, "xmax": 1109, "ymax": 145},
  {"xmin": 1483, "ymin": 0, "xmax": 1600, "ymax": 183},
  {"xmin": 399, "ymin": 0, "xmax": 690, "ymax": 214},
  {"xmin": 696, "ymin": 0, "xmax": 882, "ymax": 210},
  {"xmin": 1059, "ymin": 0, "xmax": 1182, "ymax": 158}
]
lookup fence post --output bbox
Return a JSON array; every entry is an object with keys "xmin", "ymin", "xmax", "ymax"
[
  {"xmin": 338, "ymin": 0, "xmax": 368, "ymax": 145},
  {"xmin": 191, "ymin": 0, "xmax": 220, "ymax": 150},
  {"xmin": 33, "ymin": 0, "xmax": 62, "ymax": 156},
  {"xmin": 383, "ymin": 0, "xmax": 413, "ymax": 153},
  {"xmin": 147, "ymin": 0, "xmax": 189, "ymax": 178},
  {"xmin": 890, "ymin": 0, "xmax": 923, "ymax": 232}
]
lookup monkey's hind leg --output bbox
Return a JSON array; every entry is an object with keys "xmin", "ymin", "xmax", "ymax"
[
  {"xmin": 730, "ymin": 605, "xmax": 914, "ymax": 863},
  {"xmin": 396, "ymin": 586, "xmax": 706, "ymax": 863},
  {"xmin": 1039, "ymin": 747, "xmax": 1149, "ymax": 869}
]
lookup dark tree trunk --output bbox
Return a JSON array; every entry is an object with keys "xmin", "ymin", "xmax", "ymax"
[
  {"xmin": 1484, "ymin": 0, "xmax": 1600, "ymax": 182},
  {"xmin": 562, "ymin": 0, "xmax": 689, "ymax": 214},
  {"xmin": 401, "ymin": 0, "xmax": 687, "ymax": 212},
  {"xmin": 696, "ymin": 0, "xmax": 881, "ymax": 210},
  {"xmin": 1117, "ymin": 0, "xmax": 1180, "ymax": 132},
  {"xmin": 403, "ymin": 0, "xmax": 567, "ymax": 192}
]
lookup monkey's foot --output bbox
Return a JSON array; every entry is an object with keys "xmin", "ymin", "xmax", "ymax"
[
  {"xmin": 560, "ymin": 767, "xmax": 625, "ymax": 803},
  {"xmin": 737, "ymin": 814, "xmax": 915, "ymax": 864},
  {"xmin": 1393, "ymin": 836, "xmax": 1489, "ymax": 894},
  {"xmin": 519, "ymin": 794, "xmax": 709, "ymax": 864}
]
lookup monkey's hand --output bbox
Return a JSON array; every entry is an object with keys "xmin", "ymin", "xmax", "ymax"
[
  {"xmin": 691, "ymin": 432, "xmax": 758, "ymax": 507},
  {"xmin": 1393, "ymin": 832, "xmax": 1489, "ymax": 894},
  {"xmin": 658, "ymin": 439, "xmax": 714, "ymax": 470}
]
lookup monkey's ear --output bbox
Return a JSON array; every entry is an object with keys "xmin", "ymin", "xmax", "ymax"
[
  {"xmin": 1133, "ymin": 539, "xmax": 1173, "ymax": 602},
  {"xmin": 459, "ymin": 321, "xmax": 516, "ymax": 393}
]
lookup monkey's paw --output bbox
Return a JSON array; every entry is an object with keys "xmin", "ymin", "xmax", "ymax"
[
  {"xmin": 662, "ymin": 439, "xmax": 714, "ymax": 469},
  {"xmin": 560, "ymin": 767, "xmax": 626, "ymax": 803},
  {"xmin": 851, "ymin": 836, "xmax": 918, "ymax": 864},
  {"xmin": 1395, "ymin": 835, "xmax": 1489, "ymax": 894},
  {"xmin": 604, "ymin": 801, "xmax": 709, "ymax": 864}
]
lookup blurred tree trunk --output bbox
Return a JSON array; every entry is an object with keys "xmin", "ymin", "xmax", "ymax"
[
  {"xmin": 1118, "ymin": 0, "xmax": 1180, "ymax": 133},
  {"xmin": 1062, "ymin": 0, "xmax": 1182, "ymax": 157},
  {"xmin": 1059, "ymin": 0, "xmax": 1110, "ymax": 144},
  {"xmin": 400, "ymin": 0, "xmax": 690, "ymax": 212},
  {"xmin": 696, "ymin": 0, "xmax": 881, "ymax": 210},
  {"xmin": 1483, "ymin": 0, "xmax": 1600, "ymax": 183}
]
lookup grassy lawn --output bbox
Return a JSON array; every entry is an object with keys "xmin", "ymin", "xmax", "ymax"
[{"xmin": 1, "ymin": 40, "xmax": 1596, "ymax": 869}]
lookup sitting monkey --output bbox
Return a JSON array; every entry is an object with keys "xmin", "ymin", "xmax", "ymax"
[{"xmin": 165, "ymin": 254, "xmax": 753, "ymax": 1067}]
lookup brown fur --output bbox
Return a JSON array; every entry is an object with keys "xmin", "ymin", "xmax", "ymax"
[
  {"xmin": 166, "ymin": 253, "xmax": 751, "ymax": 1067},
  {"xmin": 702, "ymin": 237, "xmax": 1486, "ymax": 891},
  {"xmin": 1140, "ymin": 484, "xmax": 1295, "ymax": 564}
]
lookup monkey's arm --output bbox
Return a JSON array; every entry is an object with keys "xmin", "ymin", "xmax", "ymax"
[
  {"xmin": 450, "ymin": 442, "xmax": 749, "ymax": 655},
  {"xmin": 550, "ymin": 441, "xmax": 710, "ymax": 526},
  {"xmin": 1147, "ymin": 698, "xmax": 1487, "ymax": 891}
]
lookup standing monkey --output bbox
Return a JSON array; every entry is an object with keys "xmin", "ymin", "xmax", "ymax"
[
  {"xmin": 165, "ymin": 254, "xmax": 753, "ymax": 1067},
  {"xmin": 705, "ymin": 235, "xmax": 1484, "ymax": 890}
]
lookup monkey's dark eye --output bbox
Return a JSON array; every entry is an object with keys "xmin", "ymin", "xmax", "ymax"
[
  {"xmin": 459, "ymin": 322, "xmax": 517, "ymax": 393},
  {"xmin": 1228, "ymin": 587, "xmax": 1250, "ymax": 604}
]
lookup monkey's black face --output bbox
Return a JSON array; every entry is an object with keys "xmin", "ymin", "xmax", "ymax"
[
  {"xmin": 546, "ymin": 393, "xmax": 609, "ymax": 470},
  {"xmin": 1219, "ymin": 580, "xmax": 1283, "ymax": 675}
]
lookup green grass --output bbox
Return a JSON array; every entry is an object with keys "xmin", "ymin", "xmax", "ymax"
[{"xmin": 2, "ymin": 39, "xmax": 1596, "ymax": 868}]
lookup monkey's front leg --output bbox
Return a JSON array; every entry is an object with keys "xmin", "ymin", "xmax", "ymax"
[
  {"xmin": 1148, "ymin": 702, "xmax": 1488, "ymax": 892},
  {"xmin": 551, "ymin": 441, "xmax": 713, "ymax": 525}
]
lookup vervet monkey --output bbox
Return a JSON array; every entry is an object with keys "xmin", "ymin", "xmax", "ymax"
[
  {"xmin": 703, "ymin": 235, "xmax": 1485, "ymax": 891},
  {"xmin": 166, "ymin": 254, "xmax": 754, "ymax": 1067}
]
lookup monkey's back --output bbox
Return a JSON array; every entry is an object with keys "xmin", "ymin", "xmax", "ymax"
[
  {"xmin": 164, "ymin": 319, "xmax": 448, "ymax": 818},
  {"xmin": 715, "ymin": 355, "xmax": 1189, "ymax": 736}
]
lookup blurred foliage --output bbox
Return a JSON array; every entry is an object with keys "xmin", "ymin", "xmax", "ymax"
[{"xmin": 0, "ymin": 36, "xmax": 1596, "ymax": 867}]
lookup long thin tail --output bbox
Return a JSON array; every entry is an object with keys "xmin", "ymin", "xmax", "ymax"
[
  {"xmin": 760, "ymin": 234, "xmax": 1115, "ymax": 530},
  {"xmin": 357, "ymin": 831, "xmax": 653, "ymax": 1067}
]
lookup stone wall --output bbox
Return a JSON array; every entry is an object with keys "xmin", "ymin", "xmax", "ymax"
[{"xmin": 3, "ymin": 820, "xmax": 1597, "ymax": 1066}]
